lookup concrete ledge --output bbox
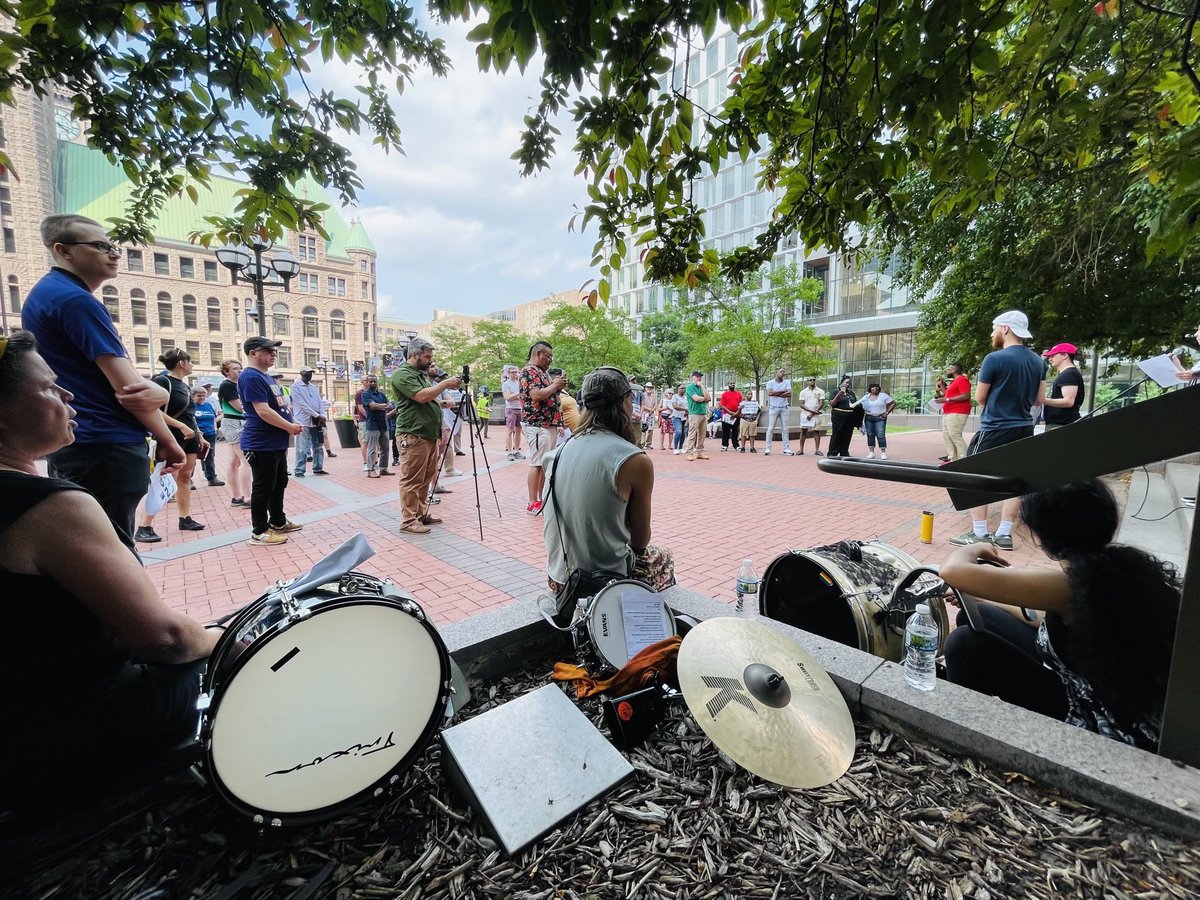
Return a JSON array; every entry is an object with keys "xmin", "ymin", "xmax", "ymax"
[{"xmin": 437, "ymin": 585, "xmax": 1200, "ymax": 838}]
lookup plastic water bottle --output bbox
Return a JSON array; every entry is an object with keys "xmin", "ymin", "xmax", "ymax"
[
  {"xmin": 903, "ymin": 603, "xmax": 939, "ymax": 691},
  {"xmin": 735, "ymin": 558, "xmax": 759, "ymax": 616}
]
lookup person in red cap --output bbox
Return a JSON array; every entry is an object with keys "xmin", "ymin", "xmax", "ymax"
[{"xmin": 1041, "ymin": 342, "xmax": 1085, "ymax": 431}]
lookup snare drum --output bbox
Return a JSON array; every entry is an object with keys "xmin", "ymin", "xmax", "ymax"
[
  {"xmin": 200, "ymin": 572, "xmax": 450, "ymax": 826},
  {"xmin": 581, "ymin": 580, "xmax": 677, "ymax": 671}
]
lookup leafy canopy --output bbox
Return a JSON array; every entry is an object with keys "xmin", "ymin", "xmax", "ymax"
[{"xmin": 540, "ymin": 302, "xmax": 642, "ymax": 383}]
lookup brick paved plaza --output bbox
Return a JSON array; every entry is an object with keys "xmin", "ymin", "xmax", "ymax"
[{"xmin": 144, "ymin": 428, "xmax": 1051, "ymax": 626}]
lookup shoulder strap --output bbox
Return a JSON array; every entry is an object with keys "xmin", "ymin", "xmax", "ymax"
[{"xmin": 541, "ymin": 434, "xmax": 576, "ymax": 571}]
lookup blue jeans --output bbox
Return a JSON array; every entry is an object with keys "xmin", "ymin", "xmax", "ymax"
[
  {"xmin": 863, "ymin": 415, "xmax": 887, "ymax": 449},
  {"xmin": 294, "ymin": 426, "xmax": 325, "ymax": 474},
  {"xmin": 201, "ymin": 431, "xmax": 218, "ymax": 481},
  {"xmin": 672, "ymin": 417, "xmax": 686, "ymax": 449}
]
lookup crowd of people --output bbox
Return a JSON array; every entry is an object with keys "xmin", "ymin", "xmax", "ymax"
[{"xmin": 0, "ymin": 212, "xmax": 1187, "ymax": 809}]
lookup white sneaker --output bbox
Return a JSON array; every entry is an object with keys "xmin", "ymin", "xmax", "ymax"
[
  {"xmin": 866, "ymin": 451, "xmax": 875, "ymax": 459},
  {"xmin": 880, "ymin": 451, "xmax": 888, "ymax": 460},
  {"xmin": 672, "ymin": 449, "xmax": 681, "ymax": 455},
  {"xmin": 763, "ymin": 449, "xmax": 771, "ymax": 456},
  {"xmin": 782, "ymin": 449, "xmax": 794, "ymax": 456},
  {"xmin": 362, "ymin": 464, "xmax": 370, "ymax": 472}
]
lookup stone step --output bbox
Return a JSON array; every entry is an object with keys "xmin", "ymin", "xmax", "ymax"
[{"xmin": 1119, "ymin": 468, "xmax": 1191, "ymax": 573}]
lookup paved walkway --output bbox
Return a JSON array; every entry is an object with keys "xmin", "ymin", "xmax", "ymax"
[{"xmin": 144, "ymin": 428, "xmax": 1052, "ymax": 626}]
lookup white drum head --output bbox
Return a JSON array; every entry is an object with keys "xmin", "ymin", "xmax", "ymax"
[
  {"xmin": 586, "ymin": 580, "xmax": 675, "ymax": 670},
  {"xmin": 208, "ymin": 601, "xmax": 445, "ymax": 818}
]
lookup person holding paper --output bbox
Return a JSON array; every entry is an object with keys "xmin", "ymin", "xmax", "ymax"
[
  {"xmin": 0, "ymin": 331, "xmax": 219, "ymax": 810},
  {"xmin": 1170, "ymin": 322, "xmax": 1200, "ymax": 386},
  {"xmin": 541, "ymin": 366, "xmax": 676, "ymax": 598},
  {"xmin": 1041, "ymin": 342, "xmax": 1086, "ymax": 430}
]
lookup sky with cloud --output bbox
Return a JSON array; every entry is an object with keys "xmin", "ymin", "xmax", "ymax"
[{"xmin": 310, "ymin": 17, "xmax": 598, "ymax": 322}]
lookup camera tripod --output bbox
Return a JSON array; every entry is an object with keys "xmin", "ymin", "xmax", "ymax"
[{"xmin": 423, "ymin": 371, "xmax": 502, "ymax": 540}]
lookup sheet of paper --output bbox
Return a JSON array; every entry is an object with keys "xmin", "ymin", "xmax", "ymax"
[
  {"xmin": 1137, "ymin": 354, "xmax": 1186, "ymax": 389},
  {"xmin": 620, "ymin": 591, "xmax": 671, "ymax": 658}
]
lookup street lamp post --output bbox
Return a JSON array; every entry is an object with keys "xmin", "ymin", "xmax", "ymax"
[
  {"xmin": 316, "ymin": 355, "xmax": 333, "ymax": 412},
  {"xmin": 215, "ymin": 235, "xmax": 301, "ymax": 338}
]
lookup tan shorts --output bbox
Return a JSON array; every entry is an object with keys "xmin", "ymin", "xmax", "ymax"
[{"xmin": 522, "ymin": 424, "xmax": 558, "ymax": 467}]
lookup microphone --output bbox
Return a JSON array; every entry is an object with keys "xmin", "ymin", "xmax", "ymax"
[{"xmin": 1181, "ymin": 333, "xmax": 1200, "ymax": 351}]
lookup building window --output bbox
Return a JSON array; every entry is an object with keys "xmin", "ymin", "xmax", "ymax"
[
  {"xmin": 326, "ymin": 276, "xmax": 346, "ymax": 297},
  {"xmin": 271, "ymin": 302, "xmax": 290, "ymax": 337},
  {"xmin": 131, "ymin": 290, "xmax": 146, "ymax": 325},
  {"xmin": 207, "ymin": 296, "xmax": 221, "ymax": 332},
  {"xmin": 362, "ymin": 312, "xmax": 370, "ymax": 341},
  {"xmin": 276, "ymin": 346, "xmax": 292, "ymax": 368},
  {"xmin": 203, "ymin": 260, "xmax": 218, "ymax": 282},
  {"xmin": 179, "ymin": 256, "xmax": 194, "ymax": 279},
  {"xmin": 332, "ymin": 350, "xmax": 347, "ymax": 367},
  {"xmin": 157, "ymin": 292, "xmax": 173, "ymax": 327},
  {"xmin": 361, "ymin": 280, "xmax": 369, "ymax": 300},
  {"xmin": 302, "ymin": 306, "xmax": 319, "ymax": 338},
  {"xmin": 102, "ymin": 286, "xmax": 120, "ymax": 322},
  {"xmin": 303, "ymin": 347, "xmax": 319, "ymax": 368},
  {"xmin": 232, "ymin": 298, "xmax": 240, "ymax": 332},
  {"xmin": 186, "ymin": 340, "xmax": 200, "ymax": 361},
  {"xmin": 330, "ymin": 309, "xmax": 346, "ymax": 341},
  {"xmin": 209, "ymin": 343, "xmax": 224, "ymax": 366},
  {"xmin": 2, "ymin": 227, "xmax": 14, "ymax": 253},
  {"xmin": 160, "ymin": 338, "xmax": 175, "ymax": 357},
  {"xmin": 154, "ymin": 253, "xmax": 170, "ymax": 276},
  {"xmin": 0, "ymin": 187, "xmax": 11, "ymax": 217},
  {"xmin": 134, "ymin": 337, "xmax": 149, "ymax": 364},
  {"xmin": 359, "ymin": 259, "xmax": 367, "ymax": 272},
  {"xmin": 182, "ymin": 295, "xmax": 197, "ymax": 329},
  {"xmin": 127, "ymin": 249, "xmax": 143, "ymax": 272},
  {"xmin": 298, "ymin": 234, "xmax": 317, "ymax": 261},
  {"xmin": 6, "ymin": 275, "xmax": 18, "ymax": 314}
]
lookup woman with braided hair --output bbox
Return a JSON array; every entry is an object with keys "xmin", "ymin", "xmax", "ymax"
[{"xmin": 940, "ymin": 479, "xmax": 1180, "ymax": 750}]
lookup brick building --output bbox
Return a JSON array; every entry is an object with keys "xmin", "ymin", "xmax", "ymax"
[{"xmin": 0, "ymin": 87, "xmax": 377, "ymax": 405}]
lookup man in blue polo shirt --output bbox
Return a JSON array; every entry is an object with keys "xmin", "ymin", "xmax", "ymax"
[
  {"xmin": 22, "ymin": 214, "xmax": 183, "ymax": 552},
  {"xmin": 238, "ymin": 336, "xmax": 304, "ymax": 546}
]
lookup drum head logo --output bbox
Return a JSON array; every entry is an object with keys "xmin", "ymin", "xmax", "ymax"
[
  {"xmin": 701, "ymin": 675, "xmax": 757, "ymax": 719},
  {"xmin": 617, "ymin": 701, "xmax": 634, "ymax": 721}
]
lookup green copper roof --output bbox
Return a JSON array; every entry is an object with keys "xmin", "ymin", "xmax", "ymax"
[
  {"xmin": 345, "ymin": 218, "xmax": 375, "ymax": 253},
  {"xmin": 54, "ymin": 141, "xmax": 370, "ymax": 259}
]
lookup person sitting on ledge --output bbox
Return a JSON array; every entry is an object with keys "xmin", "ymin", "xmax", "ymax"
[
  {"xmin": 0, "ymin": 330, "xmax": 220, "ymax": 810},
  {"xmin": 541, "ymin": 366, "xmax": 676, "ymax": 597},
  {"xmin": 940, "ymin": 479, "xmax": 1180, "ymax": 751}
]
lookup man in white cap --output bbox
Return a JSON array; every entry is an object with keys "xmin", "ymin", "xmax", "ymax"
[{"xmin": 949, "ymin": 310, "xmax": 1045, "ymax": 551}]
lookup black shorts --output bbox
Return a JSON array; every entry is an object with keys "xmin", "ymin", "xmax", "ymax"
[
  {"xmin": 966, "ymin": 425, "xmax": 1033, "ymax": 456},
  {"xmin": 170, "ymin": 426, "xmax": 202, "ymax": 456}
]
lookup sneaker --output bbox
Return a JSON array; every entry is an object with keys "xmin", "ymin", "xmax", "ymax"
[
  {"xmin": 178, "ymin": 516, "xmax": 206, "ymax": 532},
  {"xmin": 294, "ymin": 471, "xmax": 306, "ymax": 477},
  {"xmin": 673, "ymin": 449, "xmax": 681, "ymax": 455},
  {"xmin": 749, "ymin": 448, "xmax": 757, "ymax": 453},
  {"xmin": 306, "ymin": 455, "xmax": 313, "ymax": 462},
  {"xmin": 992, "ymin": 534, "xmax": 1014, "ymax": 551},
  {"xmin": 514, "ymin": 452, "xmax": 526, "ymax": 459},
  {"xmin": 433, "ymin": 485, "xmax": 452, "ymax": 494},
  {"xmin": 207, "ymin": 478, "xmax": 226, "ymax": 486},
  {"xmin": 720, "ymin": 447, "xmax": 728, "ymax": 452},
  {"xmin": 401, "ymin": 522, "xmax": 431, "ymax": 534},
  {"xmin": 312, "ymin": 469, "xmax": 329, "ymax": 475},
  {"xmin": 880, "ymin": 451, "xmax": 888, "ymax": 460},
  {"xmin": 866, "ymin": 451, "xmax": 875, "ymax": 459},
  {"xmin": 763, "ymin": 450, "xmax": 771, "ymax": 456},
  {"xmin": 269, "ymin": 520, "xmax": 303, "ymax": 534},
  {"xmin": 949, "ymin": 531, "xmax": 992, "ymax": 546},
  {"xmin": 362, "ymin": 464, "xmax": 371, "ymax": 472},
  {"xmin": 429, "ymin": 496, "xmax": 441, "ymax": 504},
  {"xmin": 526, "ymin": 501, "xmax": 542, "ymax": 516},
  {"xmin": 378, "ymin": 469, "xmax": 396, "ymax": 476},
  {"xmin": 419, "ymin": 515, "xmax": 444, "ymax": 525},
  {"xmin": 738, "ymin": 447, "xmax": 745, "ymax": 453},
  {"xmin": 135, "ymin": 526, "xmax": 162, "ymax": 544},
  {"xmin": 230, "ymin": 497, "xmax": 247, "ymax": 507},
  {"xmin": 782, "ymin": 450, "xmax": 794, "ymax": 456},
  {"xmin": 697, "ymin": 453, "xmax": 710, "ymax": 460},
  {"xmin": 367, "ymin": 472, "xmax": 380, "ymax": 479},
  {"xmin": 506, "ymin": 452, "xmax": 517, "ymax": 461},
  {"xmin": 445, "ymin": 469, "xmax": 465, "ymax": 477},
  {"xmin": 814, "ymin": 451, "xmax": 824, "ymax": 457},
  {"xmin": 248, "ymin": 531, "xmax": 288, "ymax": 546},
  {"xmin": 937, "ymin": 455, "xmax": 950, "ymax": 462},
  {"xmin": 392, "ymin": 457, "xmax": 400, "ymax": 466},
  {"xmin": 455, "ymin": 450, "xmax": 466, "ymax": 456},
  {"xmin": 327, "ymin": 452, "xmax": 337, "ymax": 458},
  {"xmin": 686, "ymin": 453, "xmax": 694, "ymax": 461},
  {"xmin": 190, "ymin": 482, "xmax": 197, "ymax": 491}
]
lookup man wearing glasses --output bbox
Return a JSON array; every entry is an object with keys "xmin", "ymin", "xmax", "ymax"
[
  {"xmin": 21, "ymin": 214, "xmax": 184, "ymax": 553},
  {"xmin": 239, "ymin": 336, "xmax": 304, "ymax": 545}
]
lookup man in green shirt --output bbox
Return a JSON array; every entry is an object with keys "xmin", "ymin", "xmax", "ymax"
[
  {"xmin": 684, "ymin": 369, "xmax": 711, "ymax": 461},
  {"xmin": 390, "ymin": 337, "xmax": 462, "ymax": 534}
]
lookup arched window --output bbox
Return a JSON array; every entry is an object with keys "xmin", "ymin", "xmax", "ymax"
[
  {"xmin": 330, "ymin": 308, "xmax": 346, "ymax": 341},
  {"xmin": 101, "ymin": 285, "xmax": 119, "ymax": 322},
  {"xmin": 272, "ymin": 302, "xmax": 290, "ymax": 337},
  {"xmin": 6, "ymin": 275, "xmax": 19, "ymax": 315},
  {"xmin": 232, "ymin": 297, "xmax": 240, "ymax": 333},
  {"xmin": 302, "ymin": 305, "xmax": 319, "ymax": 339},
  {"xmin": 157, "ymin": 291, "xmax": 173, "ymax": 328},
  {"xmin": 130, "ymin": 289, "xmax": 146, "ymax": 325},
  {"xmin": 207, "ymin": 296, "xmax": 221, "ymax": 332},
  {"xmin": 182, "ymin": 294, "xmax": 197, "ymax": 329}
]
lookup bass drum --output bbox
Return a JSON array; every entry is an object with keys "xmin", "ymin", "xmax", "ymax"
[
  {"xmin": 759, "ymin": 541, "xmax": 949, "ymax": 662},
  {"xmin": 200, "ymin": 572, "xmax": 450, "ymax": 826}
]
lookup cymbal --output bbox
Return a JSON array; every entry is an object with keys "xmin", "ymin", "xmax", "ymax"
[{"xmin": 677, "ymin": 617, "xmax": 855, "ymax": 789}]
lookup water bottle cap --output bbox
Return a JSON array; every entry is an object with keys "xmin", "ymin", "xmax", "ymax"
[
  {"xmin": 742, "ymin": 558, "xmax": 752, "ymax": 564},
  {"xmin": 915, "ymin": 603, "xmax": 930, "ymax": 615}
]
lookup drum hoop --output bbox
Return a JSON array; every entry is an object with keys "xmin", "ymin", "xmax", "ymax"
[
  {"xmin": 584, "ymin": 580, "xmax": 677, "ymax": 669},
  {"xmin": 202, "ymin": 595, "xmax": 451, "ymax": 826}
]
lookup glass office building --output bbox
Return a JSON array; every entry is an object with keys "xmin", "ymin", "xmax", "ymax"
[{"xmin": 608, "ymin": 26, "xmax": 931, "ymax": 400}]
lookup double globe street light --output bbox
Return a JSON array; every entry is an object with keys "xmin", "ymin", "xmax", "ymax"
[{"xmin": 215, "ymin": 236, "xmax": 301, "ymax": 338}]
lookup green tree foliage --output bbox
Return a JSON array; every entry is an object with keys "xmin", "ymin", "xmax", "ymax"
[
  {"xmin": 678, "ymin": 265, "xmax": 833, "ymax": 391},
  {"xmin": 637, "ymin": 311, "xmax": 693, "ymax": 389},
  {"xmin": 434, "ymin": 0, "xmax": 1200, "ymax": 292},
  {"xmin": 430, "ymin": 322, "xmax": 473, "ymax": 373},
  {"xmin": 0, "ymin": 0, "xmax": 450, "ymax": 245},
  {"xmin": 540, "ymin": 303, "xmax": 642, "ymax": 384},
  {"xmin": 465, "ymin": 318, "xmax": 531, "ymax": 387},
  {"xmin": 884, "ymin": 161, "xmax": 1200, "ymax": 368}
]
